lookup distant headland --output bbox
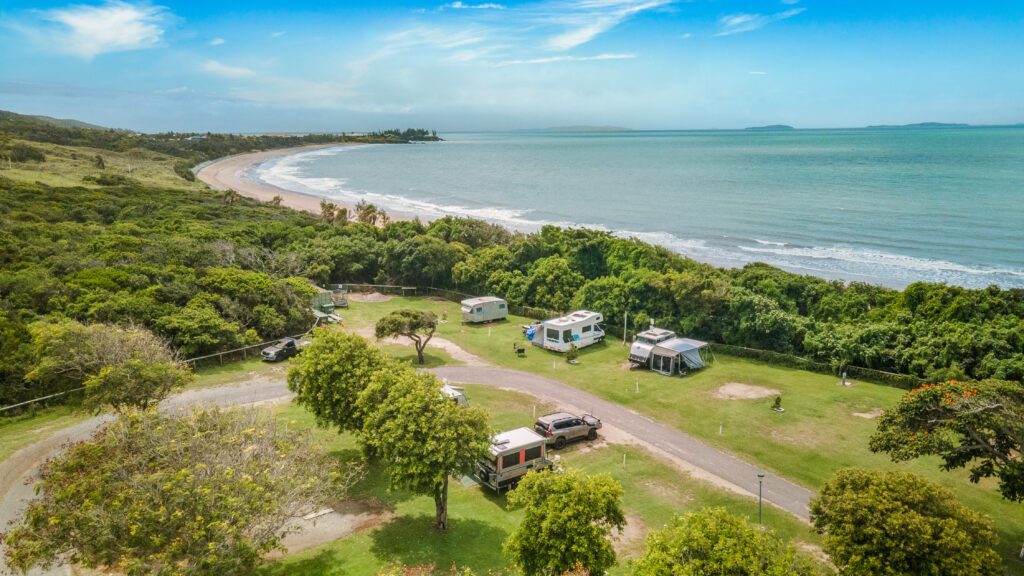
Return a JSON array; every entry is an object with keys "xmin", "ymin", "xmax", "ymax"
[
  {"xmin": 865, "ymin": 122, "xmax": 970, "ymax": 129},
  {"xmin": 744, "ymin": 124, "xmax": 795, "ymax": 131},
  {"xmin": 546, "ymin": 125, "xmax": 632, "ymax": 133}
]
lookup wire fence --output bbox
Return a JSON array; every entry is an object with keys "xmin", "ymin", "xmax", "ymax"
[
  {"xmin": 344, "ymin": 283, "xmax": 927, "ymax": 390},
  {"xmin": 0, "ymin": 322, "xmax": 326, "ymax": 414},
  {"xmin": 2, "ymin": 283, "xmax": 929, "ymax": 414}
]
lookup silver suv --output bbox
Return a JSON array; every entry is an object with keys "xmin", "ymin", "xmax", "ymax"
[{"xmin": 534, "ymin": 412, "xmax": 601, "ymax": 449}]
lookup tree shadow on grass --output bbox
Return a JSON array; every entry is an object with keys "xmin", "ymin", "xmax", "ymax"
[
  {"xmin": 328, "ymin": 448, "xmax": 418, "ymax": 511},
  {"xmin": 369, "ymin": 515, "xmax": 511, "ymax": 572},
  {"xmin": 259, "ymin": 548, "xmax": 345, "ymax": 576}
]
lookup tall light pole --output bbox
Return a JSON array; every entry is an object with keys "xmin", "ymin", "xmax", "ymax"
[{"xmin": 757, "ymin": 473, "xmax": 765, "ymax": 525}]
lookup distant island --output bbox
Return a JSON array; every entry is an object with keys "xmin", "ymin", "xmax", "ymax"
[
  {"xmin": 866, "ymin": 122, "xmax": 970, "ymax": 129},
  {"xmin": 546, "ymin": 125, "xmax": 632, "ymax": 133},
  {"xmin": 744, "ymin": 125, "xmax": 795, "ymax": 131}
]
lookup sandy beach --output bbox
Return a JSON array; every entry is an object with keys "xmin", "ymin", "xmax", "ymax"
[{"xmin": 195, "ymin": 143, "xmax": 407, "ymax": 220}]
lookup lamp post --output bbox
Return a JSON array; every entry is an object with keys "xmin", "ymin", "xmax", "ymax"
[{"xmin": 757, "ymin": 473, "xmax": 765, "ymax": 525}]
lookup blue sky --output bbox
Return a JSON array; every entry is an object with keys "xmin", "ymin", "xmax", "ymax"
[{"xmin": 1, "ymin": 0, "xmax": 1022, "ymax": 132}]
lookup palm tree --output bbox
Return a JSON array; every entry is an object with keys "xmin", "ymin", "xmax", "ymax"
[
  {"xmin": 320, "ymin": 200, "xmax": 338, "ymax": 223},
  {"xmin": 222, "ymin": 189, "xmax": 240, "ymax": 206},
  {"xmin": 336, "ymin": 207, "xmax": 349, "ymax": 226},
  {"xmin": 356, "ymin": 200, "xmax": 378, "ymax": 225},
  {"xmin": 269, "ymin": 195, "xmax": 283, "ymax": 206}
]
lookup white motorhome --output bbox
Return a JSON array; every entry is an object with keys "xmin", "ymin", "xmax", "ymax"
[
  {"xmin": 531, "ymin": 310, "xmax": 605, "ymax": 353},
  {"xmin": 475, "ymin": 427, "xmax": 553, "ymax": 492},
  {"xmin": 461, "ymin": 296, "xmax": 508, "ymax": 323}
]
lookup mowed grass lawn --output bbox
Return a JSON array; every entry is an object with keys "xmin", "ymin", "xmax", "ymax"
[
  {"xmin": 262, "ymin": 384, "xmax": 818, "ymax": 575},
  {"xmin": 341, "ymin": 296, "xmax": 1024, "ymax": 573}
]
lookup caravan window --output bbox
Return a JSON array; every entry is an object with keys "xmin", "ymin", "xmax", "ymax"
[
  {"xmin": 546, "ymin": 328, "xmax": 559, "ymax": 341},
  {"xmin": 524, "ymin": 446, "xmax": 542, "ymax": 461},
  {"xmin": 475, "ymin": 307, "xmax": 482, "ymax": 314},
  {"xmin": 562, "ymin": 329, "xmax": 573, "ymax": 343},
  {"xmin": 498, "ymin": 303, "xmax": 506, "ymax": 309},
  {"xmin": 581, "ymin": 325, "xmax": 592, "ymax": 333},
  {"xmin": 501, "ymin": 453, "xmax": 520, "ymax": 468}
]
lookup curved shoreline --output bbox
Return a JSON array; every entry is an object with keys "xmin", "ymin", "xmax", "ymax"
[{"xmin": 196, "ymin": 143, "xmax": 409, "ymax": 222}]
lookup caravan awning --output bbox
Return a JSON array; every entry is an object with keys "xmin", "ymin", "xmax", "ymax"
[{"xmin": 651, "ymin": 337, "xmax": 709, "ymax": 369}]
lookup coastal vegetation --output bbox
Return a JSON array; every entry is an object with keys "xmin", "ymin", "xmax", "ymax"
[
  {"xmin": 3, "ymin": 153, "xmax": 1023, "ymax": 407},
  {"xmin": 810, "ymin": 468, "xmax": 1001, "ymax": 575},
  {"xmin": 4, "ymin": 407, "xmax": 362, "ymax": 576},
  {"xmin": 3, "ymin": 114, "xmax": 1024, "ymax": 573}
]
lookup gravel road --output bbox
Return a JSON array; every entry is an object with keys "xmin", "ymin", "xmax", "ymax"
[
  {"xmin": 429, "ymin": 365, "xmax": 814, "ymax": 522},
  {"xmin": 1, "ymin": 359, "xmax": 815, "ymax": 574}
]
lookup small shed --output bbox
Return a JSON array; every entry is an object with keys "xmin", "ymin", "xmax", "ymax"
[
  {"xmin": 461, "ymin": 296, "xmax": 508, "ymax": 323},
  {"xmin": 648, "ymin": 337, "xmax": 709, "ymax": 376}
]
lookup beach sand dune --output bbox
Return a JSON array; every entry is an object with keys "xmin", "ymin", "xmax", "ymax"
[{"xmin": 196, "ymin": 143, "xmax": 407, "ymax": 222}]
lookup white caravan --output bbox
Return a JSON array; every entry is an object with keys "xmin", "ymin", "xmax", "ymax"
[{"xmin": 532, "ymin": 310, "xmax": 605, "ymax": 353}]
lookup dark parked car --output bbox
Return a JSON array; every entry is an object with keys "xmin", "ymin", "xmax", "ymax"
[
  {"xmin": 533, "ymin": 412, "xmax": 601, "ymax": 449},
  {"xmin": 260, "ymin": 337, "xmax": 309, "ymax": 362}
]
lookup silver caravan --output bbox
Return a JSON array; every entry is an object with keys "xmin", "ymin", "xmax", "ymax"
[
  {"xmin": 461, "ymin": 296, "xmax": 508, "ymax": 323},
  {"xmin": 531, "ymin": 310, "xmax": 605, "ymax": 353},
  {"xmin": 629, "ymin": 327, "xmax": 709, "ymax": 376},
  {"xmin": 475, "ymin": 427, "xmax": 553, "ymax": 492}
]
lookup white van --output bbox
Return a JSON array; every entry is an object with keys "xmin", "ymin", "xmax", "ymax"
[
  {"xmin": 531, "ymin": 310, "xmax": 605, "ymax": 353},
  {"xmin": 461, "ymin": 296, "xmax": 508, "ymax": 323}
]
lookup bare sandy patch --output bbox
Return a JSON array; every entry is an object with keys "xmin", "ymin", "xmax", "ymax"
[
  {"xmin": 852, "ymin": 408, "xmax": 884, "ymax": 419},
  {"xmin": 270, "ymin": 500, "xmax": 394, "ymax": 559},
  {"xmin": 349, "ymin": 292, "xmax": 394, "ymax": 303},
  {"xmin": 712, "ymin": 382, "xmax": 781, "ymax": 400},
  {"xmin": 613, "ymin": 514, "xmax": 649, "ymax": 559},
  {"xmin": 642, "ymin": 479, "xmax": 692, "ymax": 504}
]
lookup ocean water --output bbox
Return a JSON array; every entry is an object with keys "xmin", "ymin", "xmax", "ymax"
[{"xmin": 251, "ymin": 128, "xmax": 1024, "ymax": 289}]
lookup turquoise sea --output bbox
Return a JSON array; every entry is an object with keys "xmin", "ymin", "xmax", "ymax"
[{"xmin": 252, "ymin": 128, "xmax": 1024, "ymax": 289}]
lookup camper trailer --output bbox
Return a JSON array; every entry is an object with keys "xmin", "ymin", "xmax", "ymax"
[
  {"xmin": 461, "ymin": 296, "xmax": 508, "ymax": 323},
  {"xmin": 475, "ymin": 427, "xmax": 553, "ymax": 492},
  {"xmin": 629, "ymin": 327, "xmax": 709, "ymax": 376},
  {"xmin": 530, "ymin": 310, "xmax": 605, "ymax": 353},
  {"xmin": 440, "ymin": 383, "xmax": 468, "ymax": 406}
]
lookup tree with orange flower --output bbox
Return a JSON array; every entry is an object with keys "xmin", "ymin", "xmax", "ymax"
[{"xmin": 869, "ymin": 378, "xmax": 1024, "ymax": 502}]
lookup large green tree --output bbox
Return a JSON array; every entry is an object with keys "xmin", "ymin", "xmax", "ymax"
[
  {"xmin": 870, "ymin": 378, "xmax": 1024, "ymax": 501},
  {"xmin": 286, "ymin": 329, "xmax": 389, "ymax": 433},
  {"xmin": 809, "ymin": 468, "xmax": 1001, "ymax": 576},
  {"xmin": 359, "ymin": 366, "xmax": 490, "ymax": 531},
  {"xmin": 26, "ymin": 321, "xmax": 192, "ymax": 411},
  {"xmin": 4, "ymin": 407, "xmax": 361, "ymax": 576},
  {"xmin": 633, "ymin": 507, "xmax": 819, "ymax": 576},
  {"xmin": 504, "ymin": 468, "xmax": 625, "ymax": 576},
  {"xmin": 375, "ymin": 309, "xmax": 438, "ymax": 364}
]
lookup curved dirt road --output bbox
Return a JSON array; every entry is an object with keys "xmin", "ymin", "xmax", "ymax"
[{"xmin": 1, "ymin": 359, "xmax": 814, "ymax": 574}]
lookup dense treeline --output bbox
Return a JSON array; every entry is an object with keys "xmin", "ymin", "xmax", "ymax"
[{"xmin": 2, "ymin": 171, "xmax": 1023, "ymax": 408}]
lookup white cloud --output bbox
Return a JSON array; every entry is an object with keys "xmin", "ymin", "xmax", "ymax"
[
  {"xmin": 716, "ymin": 8, "xmax": 805, "ymax": 36},
  {"xmin": 209, "ymin": 37, "xmax": 225, "ymax": 46},
  {"xmin": 749, "ymin": 71, "xmax": 767, "ymax": 75},
  {"xmin": 545, "ymin": 0, "xmax": 672, "ymax": 51},
  {"xmin": 44, "ymin": 1, "xmax": 167, "ymax": 59},
  {"xmin": 202, "ymin": 60, "xmax": 256, "ymax": 78},
  {"xmin": 498, "ymin": 53, "xmax": 636, "ymax": 65},
  {"xmin": 442, "ymin": 1, "xmax": 506, "ymax": 8},
  {"xmin": 163, "ymin": 85, "xmax": 190, "ymax": 92},
  {"xmin": 679, "ymin": 32, "xmax": 691, "ymax": 39},
  {"xmin": 271, "ymin": 31, "xmax": 286, "ymax": 38}
]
